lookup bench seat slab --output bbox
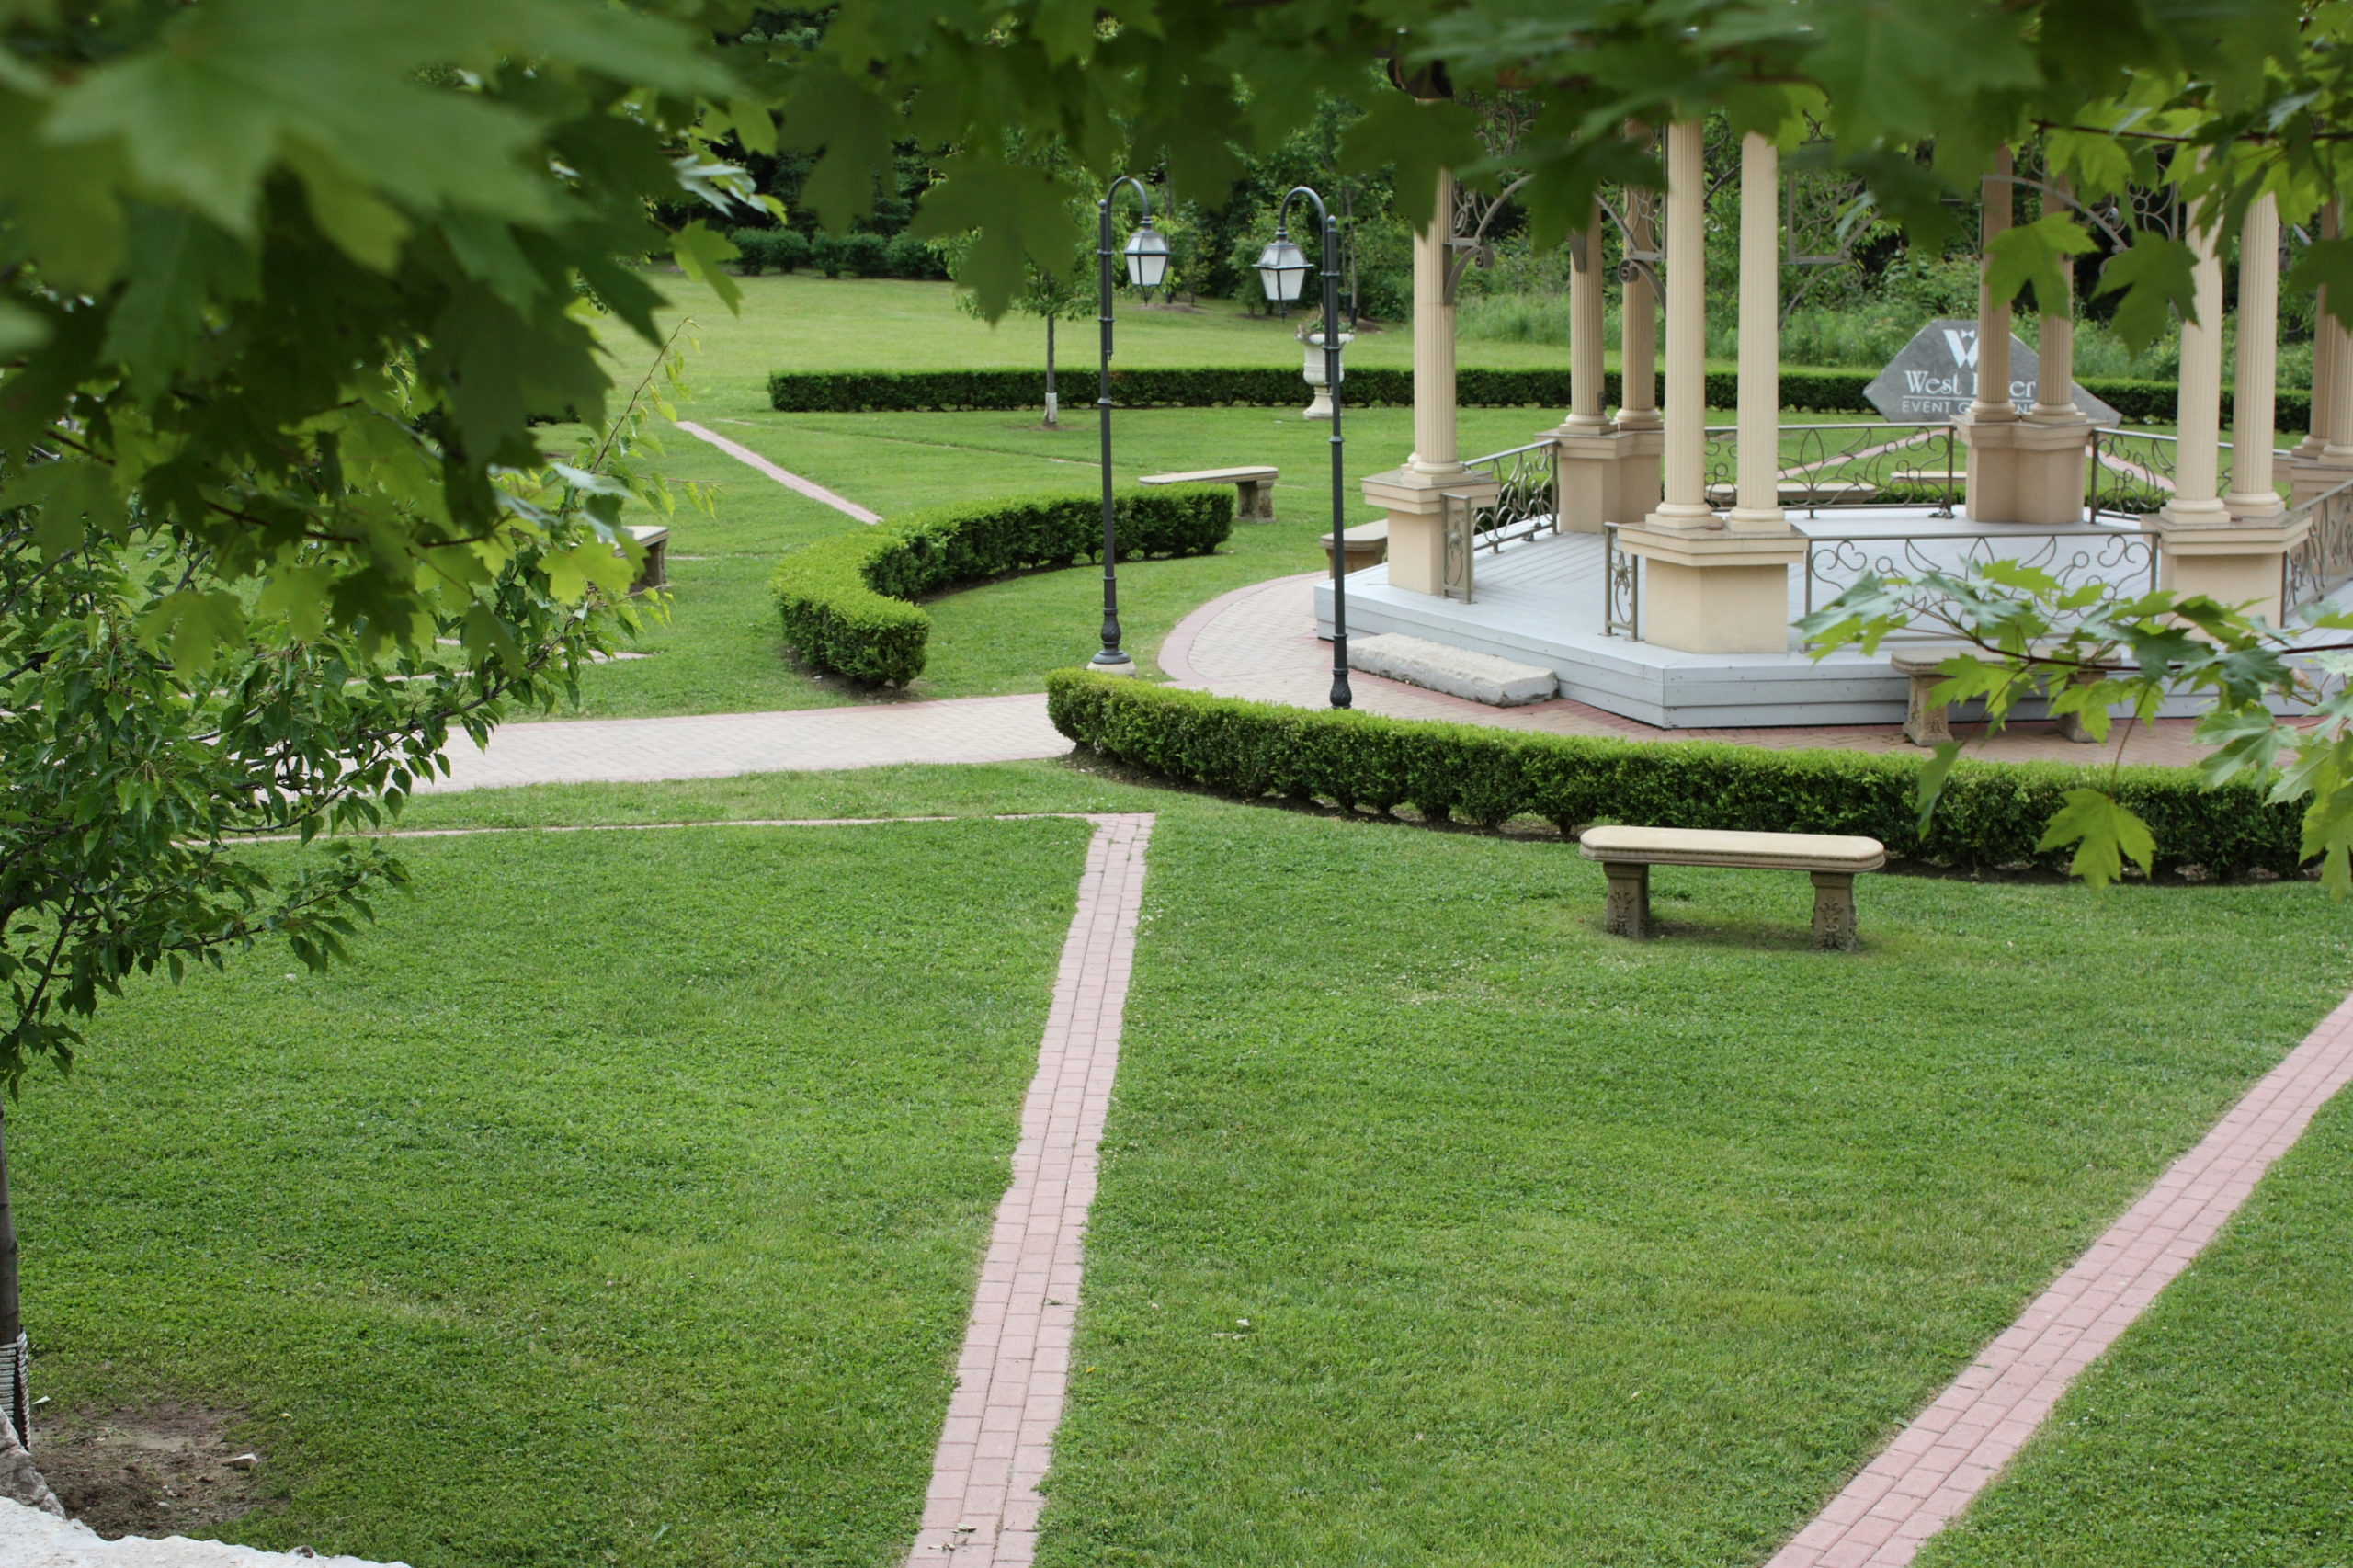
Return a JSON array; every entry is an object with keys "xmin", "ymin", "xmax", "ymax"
[{"xmin": 1579, "ymin": 825, "xmax": 1887, "ymax": 874}]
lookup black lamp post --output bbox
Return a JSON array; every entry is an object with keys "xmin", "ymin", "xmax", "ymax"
[
  {"xmin": 1256, "ymin": 187, "xmax": 1352, "ymax": 709},
  {"xmin": 1091, "ymin": 176, "xmax": 1171, "ymax": 674}
]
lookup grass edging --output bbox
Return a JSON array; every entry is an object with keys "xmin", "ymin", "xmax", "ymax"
[
  {"xmin": 771, "ymin": 488, "xmax": 1233, "ymax": 686},
  {"xmin": 1045, "ymin": 670, "xmax": 2308, "ymax": 877}
]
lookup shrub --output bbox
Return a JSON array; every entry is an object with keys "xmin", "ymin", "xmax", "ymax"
[
  {"xmin": 771, "ymin": 487, "xmax": 1234, "ymax": 686},
  {"xmin": 729, "ymin": 229, "xmax": 813, "ymax": 276},
  {"xmin": 884, "ymin": 233, "xmax": 949, "ymax": 279},
  {"xmin": 1045, "ymin": 671, "xmax": 2310, "ymax": 878}
]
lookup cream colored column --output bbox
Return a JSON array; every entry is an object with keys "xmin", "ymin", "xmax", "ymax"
[
  {"xmin": 1645, "ymin": 119, "xmax": 1715, "ymax": 528},
  {"xmin": 2323, "ymin": 216, "xmax": 2353, "ymax": 469},
  {"xmin": 1612, "ymin": 143, "xmax": 1665, "ymax": 520},
  {"xmin": 1408, "ymin": 167, "xmax": 1461, "ymax": 476},
  {"xmin": 2295, "ymin": 203, "xmax": 2339, "ymax": 463},
  {"xmin": 1729, "ymin": 132, "xmax": 1786, "ymax": 533},
  {"xmin": 2011, "ymin": 172, "xmax": 2097, "ymax": 524},
  {"xmin": 2033, "ymin": 181, "xmax": 2078, "ymax": 420},
  {"xmin": 1360, "ymin": 166, "xmax": 1495, "ymax": 594},
  {"xmin": 1551, "ymin": 195, "xmax": 1626, "ymax": 530},
  {"xmin": 1971, "ymin": 150, "xmax": 2017, "ymax": 421},
  {"xmin": 1960, "ymin": 149, "xmax": 2024, "ymax": 520},
  {"xmin": 2226, "ymin": 193, "xmax": 2285, "ymax": 520},
  {"xmin": 2164, "ymin": 186, "xmax": 2232, "ymax": 527}
]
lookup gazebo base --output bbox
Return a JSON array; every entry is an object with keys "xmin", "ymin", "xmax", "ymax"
[{"xmin": 1309, "ymin": 507, "xmax": 2239, "ymax": 731}]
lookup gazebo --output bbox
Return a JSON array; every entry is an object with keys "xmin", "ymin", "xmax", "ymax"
[{"xmin": 1319, "ymin": 125, "xmax": 2353, "ymax": 727}]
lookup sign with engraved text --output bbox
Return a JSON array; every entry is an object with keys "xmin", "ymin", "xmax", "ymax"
[{"xmin": 1863, "ymin": 319, "xmax": 2120, "ymax": 426}]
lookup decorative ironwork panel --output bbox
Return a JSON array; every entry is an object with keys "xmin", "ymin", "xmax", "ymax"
[
  {"xmin": 2087, "ymin": 428, "xmax": 2179, "ymax": 517},
  {"xmin": 1701, "ymin": 422, "xmax": 1960, "ymax": 517},
  {"xmin": 1801, "ymin": 525, "xmax": 2161, "ymax": 642},
  {"xmin": 2285, "ymin": 477, "xmax": 2353, "ymax": 612},
  {"xmin": 1441, "ymin": 490, "xmax": 1475, "ymax": 603},
  {"xmin": 1604, "ymin": 524, "xmax": 1641, "ymax": 640}
]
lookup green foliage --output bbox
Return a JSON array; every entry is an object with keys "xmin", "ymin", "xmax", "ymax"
[
  {"xmin": 1045, "ymin": 670, "xmax": 2310, "ymax": 878},
  {"xmin": 773, "ymin": 488, "xmax": 1233, "ymax": 685},
  {"xmin": 1798, "ymin": 562, "xmax": 2353, "ymax": 893},
  {"xmin": 729, "ymin": 228, "xmax": 813, "ymax": 274}
]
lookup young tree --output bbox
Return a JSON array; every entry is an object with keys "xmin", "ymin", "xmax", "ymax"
[
  {"xmin": 955, "ymin": 256, "xmax": 1092, "ymax": 426},
  {"xmin": 0, "ymin": 0, "xmax": 768, "ymax": 1450}
]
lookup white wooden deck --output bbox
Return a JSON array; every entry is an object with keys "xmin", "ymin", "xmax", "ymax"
[{"xmin": 1309, "ymin": 509, "xmax": 2190, "ymax": 728}]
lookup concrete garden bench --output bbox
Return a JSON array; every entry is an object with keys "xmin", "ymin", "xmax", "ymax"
[
  {"xmin": 1706, "ymin": 479, "xmax": 1879, "ymax": 506},
  {"xmin": 1140, "ymin": 466, "xmax": 1279, "ymax": 521},
  {"xmin": 1891, "ymin": 645, "xmax": 2120, "ymax": 746},
  {"xmin": 624, "ymin": 523, "xmax": 668, "ymax": 594},
  {"xmin": 1578, "ymin": 825, "xmax": 1887, "ymax": 950},
  {"xmin": 1319, "ymin": 519, "xmax": 1389, "ymax": 573}
]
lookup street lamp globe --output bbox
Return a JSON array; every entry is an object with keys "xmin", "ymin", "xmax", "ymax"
[
  {"xmin": 1255, "ymin": 233, "xmax": 1310, "ymax": 306},
  {"xmin": 1121, "ymin": 221, "xmax": 1172, "ymax": 290}
]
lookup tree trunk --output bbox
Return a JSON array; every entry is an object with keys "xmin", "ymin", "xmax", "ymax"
[
  {"xmin": 0, "ymin": 1103, "xmax": 25, "ymax": 1449},
  {"xmin": 1044, "ymin": 315, "xmax": 1059, "ymax": 427}
]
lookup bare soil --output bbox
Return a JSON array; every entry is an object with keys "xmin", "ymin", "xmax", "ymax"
[{"xmin": 34, "ymin": 1403, "xmax": 266, "ymax": 1540}]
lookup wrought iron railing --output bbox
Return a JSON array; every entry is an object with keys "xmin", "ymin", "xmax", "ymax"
[
  {"xmin": 1440, "ymin": 439, "xmax": 1560, "ymax": 603},
  {"xmin": 1701, "ymin": 422, "xmax": 1960, "ymax": 517},
  {"xmin": 1603, "ymin": 523, "xmax": 1640, "ymax": 640},
  {"xmin": 2087, "ymin": 427, "xmax": 2177, "ymax": 517},
  {"xmin": 1802, "ymin": 524, "xmax": 2160, "ymax": 642},
  {"xmin": 2285, "ymin": 475, "xmax": 2353, "ymax": 613}
]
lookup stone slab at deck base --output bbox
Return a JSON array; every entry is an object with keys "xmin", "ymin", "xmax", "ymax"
[{"xmin": 1347, "ymin": 633, "xmax": 1558, "ymax": 706}]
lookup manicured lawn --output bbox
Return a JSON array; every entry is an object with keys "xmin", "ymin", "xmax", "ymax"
[
  {"xmin": 381, "ymin": 767, "xmax": 2353, "ymax": 1562},
  {"xmin": 15, "ymin": 814, "xmax": 1097, "ymax": 1567},
  {"xmin": 1918, "ymin": 1090, "xmax": 2353, "ymax": 1568}
]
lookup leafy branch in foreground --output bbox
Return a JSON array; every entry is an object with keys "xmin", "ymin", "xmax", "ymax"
[{"xmin": 1799, "ymin": 562, "xmax": 2353, "ymax": 891}]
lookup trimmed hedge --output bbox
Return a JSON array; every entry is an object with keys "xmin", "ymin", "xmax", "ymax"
[
  {"xmin": 771, "ymin": 487, "xmax": 1233, "ymax": 687},
  {"xmin": 768, "ymin": 361, "xmax": 2319, "ymax": 432},
  {"xmin": 1046, "ymin": 670, "xmax": 2309, "ymax": 878},
  {"xmin": 768, "ymin": 366, "xmax": 1879, "ymax": 415}
]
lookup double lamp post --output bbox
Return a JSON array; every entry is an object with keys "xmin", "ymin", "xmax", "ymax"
[{"xmin": 1089, "ymin": 177, "xmax": 1353, "ymax": 709}]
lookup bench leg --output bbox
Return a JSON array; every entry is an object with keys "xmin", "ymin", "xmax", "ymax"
[
  {"xmin": 2054, "ymin": 669, "xmax": 2106, "ymax": 744},
  {"xmin": 1810, "ymin": 871, "xmax": 1859, "ymax": 951},
  {"xmin": 1237, "ymin": 479, "xmax": 1276, "ymax": 522},
  {"xmin": 1602, "ymin": 863, "xmax": 1652, "ymax": 938},
  {"xmin": 1903, "ymin": 672, "xmax": 1952, "ymax": 746}
]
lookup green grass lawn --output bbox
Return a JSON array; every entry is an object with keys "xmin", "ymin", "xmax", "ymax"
[
  {"xmin": 33, "ymin": 762, "xmax": 2353, "ymax": 1566},
  {"xmin": 16, "ymin": 812, "xmax": 1097, "ymax": 1567}
]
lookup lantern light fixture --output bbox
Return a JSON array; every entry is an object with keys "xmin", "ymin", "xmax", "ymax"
[{"xmin": 1121, "ymin": 221, "xmax": 1171, "ymax": 290}]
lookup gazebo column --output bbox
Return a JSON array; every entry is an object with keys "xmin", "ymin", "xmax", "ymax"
[
  {"xmin": 2011, "ymin": 176, "xmax": 2098, "ymax": 523},
  {"xmin": 2164, "ymin": 190, "xmax": 2309, "ymax": 618},
  {"xmin": 1612, "ymin": 154, "xmax": 1665, "ymax": 519},
  {"xmin": 1957, "ymin": 149, "xmax": 2025, "ymax": 520},
  {"xmin": 1619, "ymin": 125, "xmax": 1802, "ymax": 654},
  {"xmin": 1363, "ymin": 166, "xmax": 1495, "ymax": 595},
  {"xmin": 1550, "ymin": 195, "xmax": 1624, "ymax": 531},
  {"xmin": 2292, "ymin": 202, "xmax": 2353, "ymax": 503}
]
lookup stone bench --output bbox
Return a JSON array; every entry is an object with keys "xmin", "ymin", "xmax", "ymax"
[
  {"xmin": 1319, "ymin": 519, "xmax": 1389, "ymax": 573},
  {"xmin": 1705, "ymin": 479, "xmax": 1879, "ymax": 506},
  {"xmin": 1578, "ymin": 825, "xmax": 1887, "ymax": 950},
  {"xmin": 624, "ymin": 523, "xmax": 668, "ymax": 594},
  {"xmin": 1140, "ymin": 466, "xmax": 1278, "ymax": 522},
  {"xmin": 1891, "ymin": 644, "xmax": 2120, "ymax": 746}
]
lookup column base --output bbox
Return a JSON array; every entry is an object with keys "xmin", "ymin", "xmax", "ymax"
[
  {"xmin": 1612, "ymin": 424, "xmax": 1665, "ymax": 523},
  {"xmin": 1550, "ymin": 427, "xmax": 1626, "ymax": 533},
  {"xmin": 1361, "ymin": 466, "xmax": 1501, "ymax": 597},
  {"xmin": 2287, "ymin": 454, "xmax": 2353, "ymax": 507},
  {"xmin": 1614, "ymin": 526, "xmax": 1806, "ymax": 653},
  {"xmin": 2006, "ymin": 416, "xmax": 2097, "ymax": 525},
  {"xmin": 2148, "ymin": 516, "xmax": 2313, "ymax": 621},
  {"xmin": 1954, "ymin": 408, "xmax": 2025, "ymax": 522}
]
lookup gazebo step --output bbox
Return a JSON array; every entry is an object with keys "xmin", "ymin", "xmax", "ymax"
[{"xmin": 1348, "ymin": 632, "xmax": 1559, "ymax": 707}]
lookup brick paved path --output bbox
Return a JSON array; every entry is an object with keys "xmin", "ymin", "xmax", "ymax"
[
  {"xmin": 426, "ymin": 694, "xmax": 1068, "ymax": 792},
  {"xmin": 1161, "ymin": 573, "xmax": 2217, "ymax": 767},
  {"xmin": 906, "ymin": 812, "xmax": 1154, "ymax": 1568},
  {"xmin": 1768, "ymin": 988, "xmax": 2353, "ymax": 1567}
]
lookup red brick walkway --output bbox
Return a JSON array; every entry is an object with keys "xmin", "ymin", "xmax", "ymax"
[
  {"xmin": 905, "ymin": 812, "xmax": 1155, "ymax": 1568},
  {"xmin": 1768, "ymin": 989, "xmax": 2353, "ymax": 1567}
]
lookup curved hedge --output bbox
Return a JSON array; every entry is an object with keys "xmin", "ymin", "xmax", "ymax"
[
  {"xmin": 1046, "ymin": 670, "xmax": 2308, "ymax": 878},
  {"xmin": 771, "ymin": 487, "xmax": 1233, "ymax": 687}
]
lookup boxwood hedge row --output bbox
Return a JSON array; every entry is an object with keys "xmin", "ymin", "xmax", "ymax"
[
  {"xmin": 767, "ymin": 364, "xmax": 2311, "ymax": 432},
  {"xmin": 770, "ymin": 487, "xmax": 1233, "ymax": 687},
  {"xmin": 1045, "ymin": 670, "xmax": 2308, "ymax": 878}
]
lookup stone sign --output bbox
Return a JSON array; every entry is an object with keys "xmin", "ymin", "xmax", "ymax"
[{"xmin": 1863, "ymin": 319, "xmax": 2120, "ymax": 426}]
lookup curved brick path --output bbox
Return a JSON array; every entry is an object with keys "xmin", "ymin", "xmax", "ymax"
[{"xmin": 1160, "ymin": 572, "xmax": 2215, "ymax": 766}]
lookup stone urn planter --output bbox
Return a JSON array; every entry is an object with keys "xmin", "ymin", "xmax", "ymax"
[{"xmin": 1301, "ymin": 329, "xmax": 1353, "ymax": 420}]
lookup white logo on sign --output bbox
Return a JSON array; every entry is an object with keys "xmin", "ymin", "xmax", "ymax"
[{"xmin": 1941, "ymin": 328, "xmax": 1980, "ymax": 369}]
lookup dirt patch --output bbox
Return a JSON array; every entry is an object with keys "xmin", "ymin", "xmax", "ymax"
[{"xmin": 33, "ymin": 1403, "xmax": 267, "ymax": 1540}]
